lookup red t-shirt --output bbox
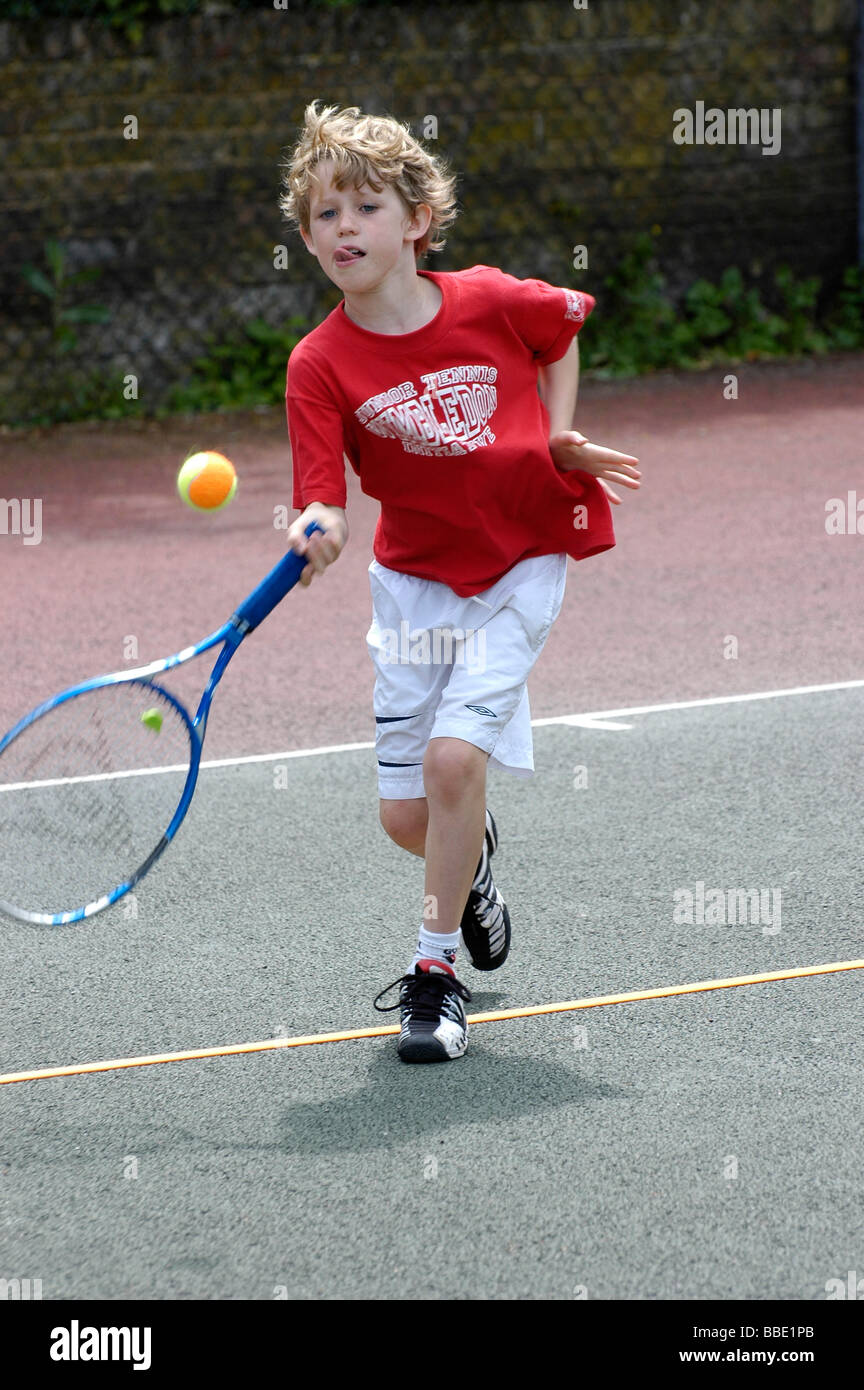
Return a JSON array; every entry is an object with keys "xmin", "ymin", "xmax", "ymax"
[{"xmin": 285, "ymin": 264, "xmax": 614, "ymax": 597}]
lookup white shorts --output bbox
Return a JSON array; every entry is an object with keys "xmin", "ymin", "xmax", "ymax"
[{"xmin": 366, "ymin": 552, "xmax": 568, "ymax": 800}]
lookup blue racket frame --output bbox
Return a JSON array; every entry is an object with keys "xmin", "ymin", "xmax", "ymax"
[{"xmin": 0, "ymin": 522, "xmax": 324, "ymax": 925}]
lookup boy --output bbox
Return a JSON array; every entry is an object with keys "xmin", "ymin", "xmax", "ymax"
[{"xmin": 281, "ymin": 102, "xmax": 640, "ymax": 1063}]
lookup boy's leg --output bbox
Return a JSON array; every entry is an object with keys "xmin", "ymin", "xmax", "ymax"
[
  {"xmin": 380, "ymin": 759, "xmax": 496, "ymax": 976},
  {"xmin": 369, "ymin": 555, "xmax": 564, "ymax": 1059},
  {"xmin": 421, "ymin": 737, "xmax": 488, "ymax": 936},
  {"xmin": 373, "ymin": 740, "xmax": 485, "ymax": 1065},
  {"xmin": 380, "ymin": 739, "xmax": 494, "ymax": 934}
]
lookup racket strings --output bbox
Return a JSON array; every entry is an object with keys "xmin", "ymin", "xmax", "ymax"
[{"xmin": 0, "ymin": 681, "xmax": 193, "ymax": 919}]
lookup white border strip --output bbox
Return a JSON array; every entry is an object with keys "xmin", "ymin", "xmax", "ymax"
[{"xmin": 1, "ymin": 679, "xmax": 861, "ymax": 792}]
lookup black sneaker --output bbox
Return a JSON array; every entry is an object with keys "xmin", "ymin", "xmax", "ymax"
[
  {"xmin": 459, "ymin": 808, "xmax": 511, "ymax": 971},
  {"xmin": 374, "ymin": 961, "xmax": 472, "ymax": 1063}
]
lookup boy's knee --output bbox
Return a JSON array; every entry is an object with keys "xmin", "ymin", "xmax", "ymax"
[
  {"xmin": 423, "ymin": 737, "xmax": 487, "ymax": 799},
  {"xmin": 380, "ymin": 797, "xmax": 427, "ymax": 848}
]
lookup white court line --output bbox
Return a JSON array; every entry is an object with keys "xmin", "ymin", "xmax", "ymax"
[
  {"xmin": 0, "ymin": 740, "xmax": 376, "ymax": 793},
  {"xmin": 0, "ymin": 678, "xmax": 861, "ymax": 792},
  {"xmin": 532, "ymin": 677, "xmax": 864, "ymax": 725}
]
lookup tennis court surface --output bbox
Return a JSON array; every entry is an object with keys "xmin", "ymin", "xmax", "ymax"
[{"xmin": 1, "ymin": 354, "xmax": 862, "ymax": 1301}]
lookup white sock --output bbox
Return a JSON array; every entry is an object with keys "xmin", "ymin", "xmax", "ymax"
[{"xmin": 410, "ymin": 924, "xmax": 461, "ymax": 976}]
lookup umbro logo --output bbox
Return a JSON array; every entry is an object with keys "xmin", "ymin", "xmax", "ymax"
[{"xmin": 465, "ymin": 703, "xmax": 497, "ymax": 717}]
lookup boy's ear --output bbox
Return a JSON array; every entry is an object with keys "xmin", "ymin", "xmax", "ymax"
[
  {"xmin": 300, "ymin": 226, "xmax": 317, "ymax": 256},
  {"xmin": 405, "ymin": 202, "xmax": 433, "ymax": 244}
]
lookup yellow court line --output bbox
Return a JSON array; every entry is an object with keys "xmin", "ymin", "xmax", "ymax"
[{"xmin": 1, "ymin": 957, "xmax": 862, "ymax": 1087}]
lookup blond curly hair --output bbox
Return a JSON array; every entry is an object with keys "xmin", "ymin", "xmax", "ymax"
[{"xmin": 280, "ymin": 101, "xmax": 458, "ymax": 258}]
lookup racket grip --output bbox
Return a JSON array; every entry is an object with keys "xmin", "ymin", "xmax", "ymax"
[{"xmin": 232, "ymin": 522, "xmax": 325, "ymax": 633}]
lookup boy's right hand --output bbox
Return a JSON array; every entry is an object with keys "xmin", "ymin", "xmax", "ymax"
[{"xmin": 287, "ymin": 503, "xmax": 348, "ymax": 587}]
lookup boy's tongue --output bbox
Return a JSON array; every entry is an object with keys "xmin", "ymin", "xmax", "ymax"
[{"xmin": 336, "ymin": 248, "xmax": 364, "ymax": 264}]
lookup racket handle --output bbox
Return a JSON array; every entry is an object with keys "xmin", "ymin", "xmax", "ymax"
[{"xmin": 232, "ymin": 521, "xmax": 325, "ymax": 633}]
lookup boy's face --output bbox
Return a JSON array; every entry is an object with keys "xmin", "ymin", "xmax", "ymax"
[{"xmin": 301, "ymin": 159, "xmax": 431, "ymax": 289}]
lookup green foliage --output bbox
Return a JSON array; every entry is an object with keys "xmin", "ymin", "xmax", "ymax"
[
  {"xmin": 163, "ymin": 316, "xmax": 308, "ymax": 415},
  {"xmin": 821, "ymin": 264, "xmax": 864, "ymax": 351},
  {"xmin": 579, "ymin": 230, "xmax": 860, "ymax": 378},
  {"xmin": 9, "ymin": 237, "xmax": 133, "ymax": 426},
  {"xmin": 94, "ymin": 0, "xmax": 203, "ymax": 46},
  {"xmin": 9, "ymin": 240, "xmax": 308, "ymax": 425},
  {"xmin": 1, "ymin": 0, "xmax": 399, "ymax": 36},
  {"xmin": 21, "ymin": 238, "xmax": 111, "ymax": 353},
  {"xmin": 9, "ymin": 369, "xmax": 146, "ymax": 428},
  {"xmin": 582, "ymin": 234, "xmax": 695, "ymax": 376},
  {"xmin": 9, "ymin": 229, "xmax": 864, "ymax": 428}
]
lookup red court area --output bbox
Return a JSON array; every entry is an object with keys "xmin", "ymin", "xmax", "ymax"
[{"xmin": 1, "ymin": 353, "xmax": 862, "ymax": 761}]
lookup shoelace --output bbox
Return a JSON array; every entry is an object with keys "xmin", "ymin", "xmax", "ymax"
[{"xmin": 373, "ymin": 969, "xmax": 472, "ymax": 1018}]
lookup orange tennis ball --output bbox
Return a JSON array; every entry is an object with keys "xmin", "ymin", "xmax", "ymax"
[{"xmin": 177, "ymin": 451, "xmax": 237, "ymax": 511}]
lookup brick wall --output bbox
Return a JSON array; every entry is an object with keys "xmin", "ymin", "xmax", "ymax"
[{"xmin": 0, "ymin": 0, "xmax": 859, "ymax": 413}]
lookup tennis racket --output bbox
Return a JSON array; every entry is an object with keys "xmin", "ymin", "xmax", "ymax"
[{"xmin": 0, "ymin": 522, "xmax": 324, "ymax": 925}]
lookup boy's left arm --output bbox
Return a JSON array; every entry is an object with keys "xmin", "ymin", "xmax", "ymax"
[{"xmin": 538, "ymin": 337, "xmax": 641, "ymax": 505}]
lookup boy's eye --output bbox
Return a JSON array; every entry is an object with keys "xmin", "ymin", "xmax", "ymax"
[{"xmin": 316, "ymin": 204, "xmax": 376, "ymax": 219}]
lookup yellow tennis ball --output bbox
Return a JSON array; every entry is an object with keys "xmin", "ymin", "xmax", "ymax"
[
  {"xmin": 177, "ymin": 451, "xmax": 237, "ymax": 511},
  {"xmin": 140, "ymin": 708, "xmax": 163, "ymax": 732}
]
